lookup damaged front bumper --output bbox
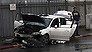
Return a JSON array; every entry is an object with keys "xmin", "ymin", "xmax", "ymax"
[
  {"xmin": 15, "ymin": 33, "xmax": 33, "ymax": 38},
  {"xmin": 14, "ymin": 32, "xmax": 44, "ymax": 48},
  {"xmin": 15, "ymin": 32, "xmax": 41, "ymax": 37}
]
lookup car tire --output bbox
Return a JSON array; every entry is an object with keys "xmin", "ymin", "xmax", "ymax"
[{"xmin": 39, "ymin": 34, "xmax": 50, "ymax": 45}]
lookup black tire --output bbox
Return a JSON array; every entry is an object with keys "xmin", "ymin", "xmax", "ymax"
[{"xmin": 39, "ymin": 34, "xmax": 50, "ymax": 45}]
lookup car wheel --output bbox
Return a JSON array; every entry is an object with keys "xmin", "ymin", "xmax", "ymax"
[{"xmin": 39, "ymin": 34, "xmax": 49, "ymax": 45}]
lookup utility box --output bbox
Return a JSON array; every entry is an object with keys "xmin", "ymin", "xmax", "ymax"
[{"xmin": 86, "ymin": 14, "xmax": 92, "ymax": 29}]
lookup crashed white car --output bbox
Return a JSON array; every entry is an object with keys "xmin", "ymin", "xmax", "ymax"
[
  {"xmin": 14, "ymin": 13, "xmax": 77, "ymax": 44},
  {"xmin": 39, "ymin": 15, "xmax": 77, "ymax": 41}
]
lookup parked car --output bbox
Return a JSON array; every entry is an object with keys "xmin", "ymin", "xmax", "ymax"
[
  {"xmin": 14, "ymin": 13, "xmax": 77, "ymax": 45},
  {"xmin": 54, "ymin": 10, "xmax": 73, "ymax": 20}
]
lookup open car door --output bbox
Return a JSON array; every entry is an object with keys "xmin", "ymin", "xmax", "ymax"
[{"xmin": 50, "ymin": 18, "xmax": 77, "ymax": 41}]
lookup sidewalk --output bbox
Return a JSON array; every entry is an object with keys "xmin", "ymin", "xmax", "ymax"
[{"xmin": 78, "ymin": 26, "xmax": 92, "ymax": 35}]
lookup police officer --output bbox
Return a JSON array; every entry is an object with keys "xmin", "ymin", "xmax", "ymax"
[{"xmin": 72, "ymin": 7, "xmax": 80, "ymax": 36}]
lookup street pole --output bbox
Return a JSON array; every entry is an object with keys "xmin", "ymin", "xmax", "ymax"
[
  {"xmin": 65, "ymin": 0, "xmax": 68, "ymax": 11},
  {"xmin": 84, "ymin": 0, "xmax": 87, "ymax": 29},
  {"xmin": 47, "ymin": 0, "xmax": 50, "ymax": 14},
  {"xmin": 19, "ymin": 0, "xmax": 21, "ymax": 19}
]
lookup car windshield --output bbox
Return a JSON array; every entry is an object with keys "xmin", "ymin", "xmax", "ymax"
[
  {"xmin": 25, "ymin": 18, "xmax": 52, "ymax": 27},
  {"xmin": 42, "ymin": 18, "xmax": 52, "ymax": 27}
]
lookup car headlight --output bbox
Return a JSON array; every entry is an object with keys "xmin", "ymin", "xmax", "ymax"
[{"xmin": 32, "ymin": 32, "xmax": 41, "ymax": 35}]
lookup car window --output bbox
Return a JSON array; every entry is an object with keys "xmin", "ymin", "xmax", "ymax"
[
  {"xmin": 51, "ymin": 18, "xmax": 59, "ymax": 27},
  {"xmin": 60, "ymin": 18, "xmax": 66, "ymax": 25},
  {"xmin": 60, "ymin": 18, "xmax": 72, "ymax": 28}
]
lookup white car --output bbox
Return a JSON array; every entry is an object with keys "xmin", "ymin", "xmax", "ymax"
[
  {"xmin": 54, "ymin": 10, "xmax": 73, "ymax": 20},
  {"xmin": 14, "ymin": 13, "xmax": 77, "ymax": 44}
]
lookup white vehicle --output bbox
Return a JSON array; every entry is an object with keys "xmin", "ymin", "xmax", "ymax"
[
  {"xmin": 54, "ymin": 10, "xmax": 73, "ymax": 20},
  {"xmin": 39, "ymin": 15, "xmax": 77, "ymax": 41},
  {"xmin": 14, "ymin": 13, "xmax": 77, "ymax": 44}
]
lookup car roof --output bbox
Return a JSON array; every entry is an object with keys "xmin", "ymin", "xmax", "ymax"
[
  {"xmin": 54, "ymin": 10, "xmax": 72, "ymax": 15},
  {"xmin": 41, "ymin": 15, "xmax": 65, "ymax": 19}
]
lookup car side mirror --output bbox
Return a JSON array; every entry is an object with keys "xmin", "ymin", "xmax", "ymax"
[{"xmin": 54, "ymin": 25, "xmax": 58, "ymax": 28}]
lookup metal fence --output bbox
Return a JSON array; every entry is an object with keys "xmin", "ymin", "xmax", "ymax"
[{"xmin": 0, "ymin": 0, "xmax": 91, "ymax": 36}]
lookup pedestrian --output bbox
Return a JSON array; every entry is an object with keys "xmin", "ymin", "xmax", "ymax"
[{"xmin": 72, "ymin": 7, "xmax": 80, "ymax": 36}]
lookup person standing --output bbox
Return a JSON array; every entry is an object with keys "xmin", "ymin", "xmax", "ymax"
[{"xmin": 72, "ymin": 7, "xmax": 80, "ymax": 36}]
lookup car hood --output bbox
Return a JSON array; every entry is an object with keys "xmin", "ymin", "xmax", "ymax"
[
  {"xmin": 16, "ymin": 14, "xmax": 46, "ymax": 34},
  {"xmin": 22, "ymin": 14, "xmax": 45, "ymax": 24}
]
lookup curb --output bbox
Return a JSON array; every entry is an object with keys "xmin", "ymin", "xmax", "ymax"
[
  {"xmin": 0, "ymin": 44, "xmax": 19, "ymax": 50},
  {"xmin": 74, "ymin": 34, "xmax": 92, "ymax": 38}
]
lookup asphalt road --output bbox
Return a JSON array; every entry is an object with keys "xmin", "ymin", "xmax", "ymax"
[
  {"xmin": 0, "ymin": 44, "xmax": 79, "ymax": 52},
  {"xmin": 1, "ymin": 27, "xmax": 92, "ymax": 52}
]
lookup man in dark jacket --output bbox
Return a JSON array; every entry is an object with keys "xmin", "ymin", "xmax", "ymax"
[{"xmin": 72, "ymin": 7, "xmax": 80, "ymax": 36}]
